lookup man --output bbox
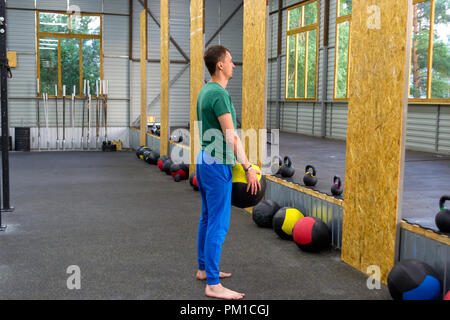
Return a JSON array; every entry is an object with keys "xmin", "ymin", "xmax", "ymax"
[{"xmin": 195, "ymin": 45, "xmax": 261, "ymax": 300}]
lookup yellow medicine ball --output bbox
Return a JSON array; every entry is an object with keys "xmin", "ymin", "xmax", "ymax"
[
  {"xmin": 272, "ymin": 207, "xmax": 304, "ymax": 240},
  {"xmin": 231, "ymin": 164, "xmax": 266, "ymax": 208}
]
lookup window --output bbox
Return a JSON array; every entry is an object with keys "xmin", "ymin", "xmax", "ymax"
[
  {"xmin": 37, "ymin": 11, "xmax": 102, "ymax": 97},
  {"xmin": 334, "ymin": 0, "xmax": 351, "ymax": 100},
  {"xmin": 409, "ymin": 0, "xmax": 450, "ymax": 102},
  {"xmin": 286, "ymin": 0, "xmax": 319, "ymax": 100}
]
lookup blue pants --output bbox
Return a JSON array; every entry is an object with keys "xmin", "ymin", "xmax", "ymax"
[{"xmin": 196, "ymin": 150, "xmax": 232, "ymax": 285}]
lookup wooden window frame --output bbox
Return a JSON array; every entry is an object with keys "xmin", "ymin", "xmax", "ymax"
[
  {"xmin": 409, "ymin": 0, "xmax": 450, "ymax": 104},
  {"xmin": 333, "ymin": 0, "xmax": 351, "ymax": 101},
  {"xmin": 285, "ymin": 0, "xmax": 319, "ymax": 101},
  {"xmin": 36, "ymin": 10, "xmax": 103, "ymax": 98}
]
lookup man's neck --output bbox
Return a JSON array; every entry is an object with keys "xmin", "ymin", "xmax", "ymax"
[{"xmin": 210, "ymin": 75, "xmax": 228, "ymax": 89}]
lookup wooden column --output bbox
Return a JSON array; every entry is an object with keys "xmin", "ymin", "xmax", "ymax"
[
  {"xmin": 341, "ymin": 0, "xmax": 412, "ymax": 284},
  {"xmin": 242, "ymin": 0, "xmax": 268, "ymax": 167},
  {"xmin": 160, "ymin": 0, "xmax": 169, "ymax": 156},
  {"xmin": 140, "ymin": 9, "xmax": 148, "ymax": 147},
  {"xmin": 189, "ymin": 0, "xmax": 205, "ymax": 175}
]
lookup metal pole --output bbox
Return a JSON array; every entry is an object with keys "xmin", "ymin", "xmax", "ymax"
[
  {"xmin": 62, "ymin": 85, "xmax": 66, "ymax": 150},
  {"xmin": 37, "ymin": 78, "xmax": 40, "ymax": 151},
  {"xmin": 71, "ymin": 85, "xmax": 75, "ymax": 150},
  {"xmin": 81, "ymin": 80, "xmax": 86, "ymax": 149},
  {"xmin": 0, "ymin": 0, "xmax": 12, "ymax": 216},
  {"xmin": 87, "ymin": 94, "xmax": 91, "ymax": 150},
  {"xmin": 96, "ymin": 80, "xmax": 100, "ymax": 149},
  {"xmin": 276, "ymin": 0, "xmax": 282, "ymax": 130},
  {"xmin": 55, "ymin": 84, "xmax": 59, "ymax": 150}
]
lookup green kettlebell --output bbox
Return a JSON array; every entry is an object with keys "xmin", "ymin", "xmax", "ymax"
[
  {"xmin": 279, "ymin": 156, "xmax": 295, "ymax": 178},
  {"xmin": 436, "ymin": 195, "xmax": 450, "ymax": 233}
]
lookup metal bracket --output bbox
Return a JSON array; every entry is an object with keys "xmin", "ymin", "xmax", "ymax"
[{"xmin": 0, "ymin": 58, "xmax": 11, "ymax": 78}]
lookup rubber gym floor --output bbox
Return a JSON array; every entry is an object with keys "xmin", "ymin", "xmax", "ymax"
[{"xmin": 0, "ymin": 150, "xmax": 391, "ymax": 300}]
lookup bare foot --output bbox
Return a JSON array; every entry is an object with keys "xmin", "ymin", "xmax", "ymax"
[
  {"xmin": 205, "ymin": 283, "xmax": 245, "ymax": 300},
  {"xmin": 196, "ymin": 270, "xmax": 232, "ymax": 280}
]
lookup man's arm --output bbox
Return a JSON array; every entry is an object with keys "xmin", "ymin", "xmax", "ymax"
[
  {"xmin": 217, "ymin": 113, "xmax": 261, "ymax": 195},
  {"xmin": 217, "ymin": 113, "xmax": 249, "ymax": 169}
]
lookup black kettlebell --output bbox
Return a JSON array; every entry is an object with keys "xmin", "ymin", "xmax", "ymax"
[
  {"xmin": 331, "ymin": 176, "xmax": 343, "ymax": 196},
  {"xmin": 303, "ymin": 165, "xmax": 317, "ymax": 186},
  {"xmin": 142, "ymin": 149, "xmax": 152, "ymax": 162},
  {"xmin": 279, "ymin": 156, "xmax": 295, "ymax": 178},
  {"xmin": 136, "ymin": 146, "xmax": 144, "ymax": 159},
  {"xmin": 435, "ymin": 195, "xmax": 450, "ymax": 233},
  {"xmin": 163, "ymin": 158, "xmax": 173, "ymax": 175}
]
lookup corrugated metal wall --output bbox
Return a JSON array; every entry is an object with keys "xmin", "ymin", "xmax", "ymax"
[
  {"xmin": 399, "ymin": 228, "xmax": 449, "ymax": 297},
  {"xmin": 6, "ymin": 0, "xmax": 131, "ymax": 148},
  {"xmin": 265, "ymin": 179, "xmax": 344, "ymax": 249},
  {"xmin": 130, "ymin": 0, "xmax": 191, "ymax": 128},
  {"xmin": 129, "ymin": 0, "xmax": 243, "ymax": 128}
]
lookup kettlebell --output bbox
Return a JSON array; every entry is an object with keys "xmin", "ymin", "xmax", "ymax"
[
  {"xmin": 303, "ymin": 165, "xmax": 317, "ymax": 186},
  {"xmin": 331, "ymin": 176, "xmax": 343, "ymax": 196},
  {"xmin": 163, "ymin": 158, "xmax": 173, "ymax": 175},
  {"xmin": 136, "ymin": 146, "xmax": 144, "ymax": 159},
  {"xmin": 279, "ymin": 156, "xmax": 295, "ymax": 178},
  {"xmin": 435, "ymin": 195, "xmax": 450, "ymax": 233},
  {"xmin": 271, "ymin": 156, "xmax": 283, "ymax": 175}
]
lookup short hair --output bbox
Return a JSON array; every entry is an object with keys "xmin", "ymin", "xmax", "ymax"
[{"xmin": 204, "ymin": 45, "xmax": 230, "ymax": 76}]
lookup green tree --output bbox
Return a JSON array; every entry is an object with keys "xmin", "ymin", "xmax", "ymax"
[
  {"xmin": 410, "ymin": 0, "xmax": 449, "ymax": 99},
  {"xmin": 336, "ymin": 21, "xmax": 349, "ymax": 99}
]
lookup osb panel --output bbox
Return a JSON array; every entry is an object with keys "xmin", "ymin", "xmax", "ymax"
[
  {"xmin": 400, "ymin": 220, "xmax": 450, "ymax": 246},
  {"xmin": 189, "ymin": 0, "xmax": 204, "ymax": 175},
  {"xmin": 242, "ymin": 0, "xmax": 267, "ymax": 167},
  {"xmin": 160, "ymin": 0, "xmax": 169, "ymax": 156},
  {"xmin": 341, "ymin": 0, "xmax": 412, "ymax": 284},
  {"xmin": 140, "ymin": 10, "xmax": 148, "ymax": 147}
]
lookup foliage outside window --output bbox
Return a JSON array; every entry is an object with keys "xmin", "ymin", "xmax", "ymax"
[
  {"xmin": 410, "ymin": 0, "xmax": 450, "ymax": 102},
  {"xmin": 37, "ymin": 11, "xmax": 102, "ymax": 97},
  {"xmin": 334, "ymin": 0, "xmax": 351, "ymax": 100},
  {"xmin": 286, "ymin": 0, "xmax": 319, "ymax": 100}
]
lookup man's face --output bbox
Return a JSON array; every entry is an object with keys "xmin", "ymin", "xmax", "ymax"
[{"xmin": 217, "ymin": 51, "xmax": 235, "ymax": 80}]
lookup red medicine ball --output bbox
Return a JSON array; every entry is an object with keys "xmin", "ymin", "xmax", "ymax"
[
  {"xmin": 444, "ymin": 290, "xmax": 450, "ymax": 300},
  {"xmin": 293, "ymin": 217, "xmax": 330, "ymax": 252},
  {"xmin": 189, "ymin": 172, "xmax": 199, "ymax": 191}
]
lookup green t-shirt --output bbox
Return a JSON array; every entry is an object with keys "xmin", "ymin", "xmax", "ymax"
[{"xmin": 197, "ymin": 82, "xmax": 237, "ymax": 166}]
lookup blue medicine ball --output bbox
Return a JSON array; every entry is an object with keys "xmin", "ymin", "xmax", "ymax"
[{"xmin": 387, "ymin": 259, "xmax": 441, "ymax": 300}]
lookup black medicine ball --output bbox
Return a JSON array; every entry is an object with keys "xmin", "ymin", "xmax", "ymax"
[{"xmin": 252, "ymin": 200, "xmax": 281, "ymax": 228}]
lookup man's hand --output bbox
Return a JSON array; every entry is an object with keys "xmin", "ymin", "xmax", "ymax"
[{"xmin": 245, "ymin": 166, "xmax": 261, "ymax": 195}]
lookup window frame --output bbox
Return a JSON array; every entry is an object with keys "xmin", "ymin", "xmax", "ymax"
[
  {"xmin": 333, "ymin": 0, "xmax": 351, "ymax": 101},
  {"xmin": 285, "ymin": 0, "xmax": 320, "ymax": 101},
  {"xmin": 36, "ymin": 10, "xmax": 103, "ymax": 98},
  {"xmin": 409, "ymin": 0, "xmax": 449, "ymax": 104}
]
